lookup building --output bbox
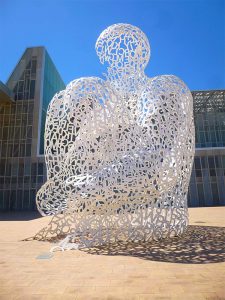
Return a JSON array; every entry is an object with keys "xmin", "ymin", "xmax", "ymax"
[
  {"xmin": 0, "ymin": 47, "xmax": 65, "ymax": 210},
  {"xmin": 0, "ymin": 48, "xmax": 224, "ymax": 210},
  {"xmin": 188, "ymin": 90, "xmax": 225, "ymax": 206}
]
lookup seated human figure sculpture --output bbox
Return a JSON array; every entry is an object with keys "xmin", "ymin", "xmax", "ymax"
[{"xmin": 36, "ymin": 24, "xmax": 195, "ymax": 247}]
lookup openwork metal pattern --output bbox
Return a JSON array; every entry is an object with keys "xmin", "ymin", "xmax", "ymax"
[{"xmin": 36, "ymin": 24, "xmax": 195, "ymax": 249}]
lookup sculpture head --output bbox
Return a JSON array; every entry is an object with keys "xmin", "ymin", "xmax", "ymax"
[{"xmin": 95, "ymin": 23, "xmax": 150, "ymax": 76}]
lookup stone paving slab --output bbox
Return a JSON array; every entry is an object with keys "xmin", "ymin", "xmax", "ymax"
[{"xmin": 0, "ymin": 207, "xmax": 225, "ymax": 300}]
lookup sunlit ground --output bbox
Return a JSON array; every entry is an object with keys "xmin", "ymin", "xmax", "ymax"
[{"xmin": 0, "ymin": 207, "xmax": 224, "ymax": 299}]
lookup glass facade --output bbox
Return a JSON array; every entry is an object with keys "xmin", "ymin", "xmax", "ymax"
[
  {"xmin": 0, "ymin": 47, "xmax": 65, "ymax": 210},
  {"xmin": 13, "ymin": 58, "xmax": 36, "ymax": 101},
  {"xmin": 188, "ymin": 91, "xmax": 225, "ymax": 206},
  {"xmin": 39, "ymin": 51, "xmax": 65, "ymax": 155},
  {"xmin": 194, "ymin": 91, "xmax": 225, "ymax": 148},
  {"xmin": 188, "ymin": 154, "xmax": 225, "ymax": 206}
]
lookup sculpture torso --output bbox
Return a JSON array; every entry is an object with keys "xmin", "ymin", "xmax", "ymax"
[{"xmin": 36, "ymin": 24, "xmax": 195, "ymax": 245}]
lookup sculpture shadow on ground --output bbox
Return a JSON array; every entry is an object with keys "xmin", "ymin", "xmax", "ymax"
[
  {"xmin": 0, "ymin": 211, "xmax": 41, "ymax": 221},
  {"xmin": 82, "ymin": 225, "xmax": 225, "ymax": 264}
]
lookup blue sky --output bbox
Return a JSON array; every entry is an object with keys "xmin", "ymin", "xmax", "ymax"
[{"xmin": 0, "ymin": 0, "xmax": 224, "ymax": 91}]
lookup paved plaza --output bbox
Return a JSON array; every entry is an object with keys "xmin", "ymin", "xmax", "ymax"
[{"xmin": 0, "ymin": 207, "xmax": 225, "ymax": 300}]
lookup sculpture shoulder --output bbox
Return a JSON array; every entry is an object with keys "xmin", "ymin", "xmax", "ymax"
[
  {"xmin": 147, "ymin": 75, "xmax": 192, "ymax": 99},
  {"xmin": 47, "ymin": 89, "xmax": 66, "ymax": 120}
]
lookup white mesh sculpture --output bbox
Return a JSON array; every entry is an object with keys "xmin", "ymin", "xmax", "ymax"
[{"xmin": 36, "ymin": 24, "xmax": 195, "ymax": 249}]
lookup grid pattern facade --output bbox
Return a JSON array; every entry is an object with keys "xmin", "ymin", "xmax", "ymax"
[
  {"xmin": 0, "ymin": 57, "xmax": 36, "ymax": 159},
  {"xmin": 0, "ymin": 155, "xmax": 45, "ymax": 210},
  {"xmin": 188, "ymin": 153, "xmax": 225, "ymax": 206},
  {"xmin": 0, "ymin": 47, "xmax": 64, "ymax": 210},
  {"xmin": 193, "ymin": 91, "xmax": 225, "ymax": 148},
  {"xmin": 188, "ymin": 90, "xmax": 225, "ymax": 207}
]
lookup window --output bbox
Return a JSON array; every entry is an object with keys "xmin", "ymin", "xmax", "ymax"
[
  {"xmin": 194, "ymin": 157, "xmax": 201, "ymax": 169},
  {"xmin": 26, "ymin": 144, "xmax": 31, "ymax": 156},
  {"xmin": 201, "ymin": 157, "xmax": 207, "ymax": 169},
  {"xmin": 5, "ymin": 162, "xmax": 11, "ymax": 176},
  {"xmin": 24, "ymin": 176, "xmax": 30, "ymax": 184},
  {"xmin": 30, "ymin": 190, "xmax": 36, "ymax": 209},
  {"xmin": 10, "ymin": 190, "xmax": 17, "ymax": 210},
  {"xmin": 8, "ymin": 127, "xmax": 14, "ymax": 140},
  {"xmin": 37, "ymin": 176, "xmax": 43, "ymax": 183},
  {"xmin": 31, "ymin": 60, "xmax": 37, "ymax": 75},
  {"xmin": 20, "ymin": 126, "xmax": 26, "ymax": 140},
  {"xmin": 22, "ymin": 104, "xmax": 28, "ymax": 113},
  {"xmin": 208, "ymin": 156, "xmax": 215, "ymax": 168},
  {"xmin": 215, "ymin": 156, "xmax": 220, "ymax": 168},
  {"xmin": 0, "ymin": 192, "xmax": 3, "ymax": 209},
  {"xmin": 7, "ymin": 144, "xmax": 13, "ymax": 157},
  {"xmin": 17, "ymin": 190, "xmax": 23, "ymax": 210},
  {"xmin": 18, "ymin": 163, "xmax": 24, "ymax": 177},
  {"xmin": 211, "ymin": 183, "xmax": 219, "ymax": 205},
  {"xmin": 11, "ymin": 163, "xmax": 18, "ymax": 176},
  {"xmin": 210, "ymin": 169, "xmax": 216, "ymax": 177},
  {"xmin": 197, "ymin": 184, "xmax": 205, "ymax": 206},
  {"xmin": 14, "ymin": 127, "xmax": 20, "ymax": 140},
  {"xmin": 23, "ymin": 190, "xmax": 30, "ymax": 209},
  {"xmin": 13, "ymin": 144, "xmax": 19, "ymax": 157},
  {"xmin": 2, "ymin": 127, "xmax": 8, "ymax": 140},
  {"xmin": 19, "ymin": 143, "xmax": 25, "ymax": 157},
  {"xmin": 1, "ymin": 142, "xmax": 7, "ymax": 157},
  {"xmin": 38, "ymin": 163, "xmax": 43, "ymax": 175},
  {"xmin": 30, "ymin": 80, "xmax": 35, "ymax": 99},
  {"xmin": 4, "ymin": 106, "xmax": 10, "ymax": 114},
  {"xmin": 222, "ymin": 156, "xmax": 225, "ymax": 168},
  {"xmin": 18, "ymin": 81, "xmax": 24, "ymax": 93},
  {"xmin": 26, "ymin": 126, "xmax": 32, "ymax": 139},
  {"xmin": 195, "ymin": 169, "xmax": 202, "ymax": 177},
  {"xmin": 0, "ymin": 160, "xmax": 5, "ymax": 176},
  {"xmin": 0, "ymin": 177, "xmax": 4, "ymax": 186},
  {"xmin": 31, "ymin": 163, "xmax": 37, "ymax": 176},
  {"xmin": 24, "ymin": 160, "xmax": 31, "ymax": 175},
  {"xmin": 28, "ymin": 103, "xmax": 34, "ymax": 114},
  {"xmin": 16, "ymin": 104, "xmax": 22, "ymax": 114}
]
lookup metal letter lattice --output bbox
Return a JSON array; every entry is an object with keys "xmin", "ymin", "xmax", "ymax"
[{"xmin": 36, "ymin": 24, "xmax": 195, "ymax": 250}]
